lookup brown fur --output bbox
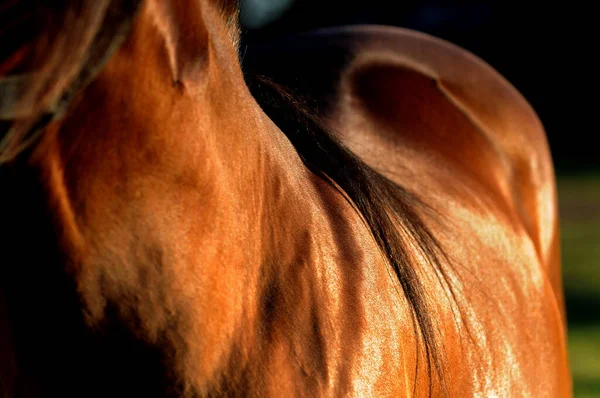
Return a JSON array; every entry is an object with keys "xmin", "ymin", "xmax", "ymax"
[{"xmin": 0, "ymin": 1, "xmax": 570, "ymax": 397}]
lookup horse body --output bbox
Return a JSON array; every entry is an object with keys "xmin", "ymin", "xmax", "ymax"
[
  {"xmin": 245, "ymin": 25, "xmax": 570, "ymax": 396},
  {"xmin": 0, "ymin": 1, "xmax": 570, "ymax": 396}
]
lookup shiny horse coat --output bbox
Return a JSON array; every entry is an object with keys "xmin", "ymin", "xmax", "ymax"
[{"xmin": 0, "ymin": 0, "xmax": 570, "ymax": 396}]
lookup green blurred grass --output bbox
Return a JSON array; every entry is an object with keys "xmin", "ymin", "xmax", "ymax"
[{"xmin": 558, "ymin": 175, "xmax": 600, "ymax": 397}]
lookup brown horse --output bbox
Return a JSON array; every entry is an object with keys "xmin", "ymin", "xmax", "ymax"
[{"xmin": 0, "ymin": 0, "xmax": 571, "ymax": 396}]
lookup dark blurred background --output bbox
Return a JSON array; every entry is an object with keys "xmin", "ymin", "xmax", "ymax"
[{"xmin": 239, "ymin": 1, "xmax": 600, "ymax": 396}]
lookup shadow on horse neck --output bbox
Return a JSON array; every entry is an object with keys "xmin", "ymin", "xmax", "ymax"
[{"xmin": 0, "ymin": 0, "xmax": 456, "ymax": 396}]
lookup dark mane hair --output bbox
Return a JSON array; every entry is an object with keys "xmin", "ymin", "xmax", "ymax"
[
  {"xmin": 0, "ymin": 0, "xmax": 142, "ymax": 163},
  {"xmin": 1, "ymin": 0, "xmax": 455, "ymax": 394},
  {"xmin": 245, "ymin": 75, "xmax": 455, "ymax": 395}
]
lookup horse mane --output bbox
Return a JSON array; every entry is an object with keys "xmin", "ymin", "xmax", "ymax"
[
  {"xmin": 1, "ymin": 0, "xmax": 455, "ymax": 394},
  {"xmin": 0, "ymin": 0, "xmax": 142, "ymax": 163}
]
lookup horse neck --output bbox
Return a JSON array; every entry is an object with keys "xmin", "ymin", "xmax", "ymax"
[
  {"xmin": 2, "ymin": 1, "xmax": 342, "ymax": 393},
  {"xmin": 29, "ymin": 0, "xmax": 314, "ymax": 268}
]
